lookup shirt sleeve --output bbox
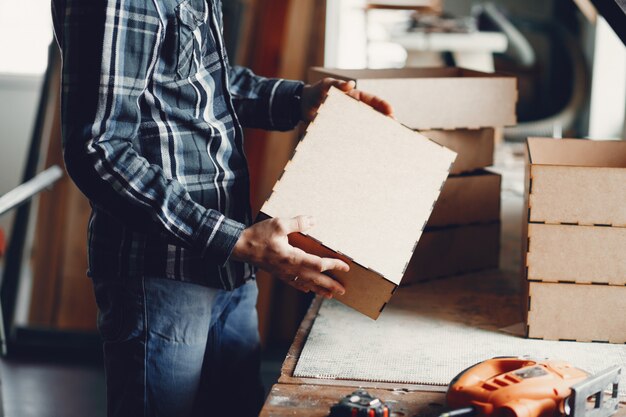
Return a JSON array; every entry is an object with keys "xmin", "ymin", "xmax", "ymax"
[
  {"xmin": 228, "ymin": 65, "xmax": 305, "ymax": 131},
  {"xmin": 55, "ymin": 0, "xmax": 243, "ymax": 265}
]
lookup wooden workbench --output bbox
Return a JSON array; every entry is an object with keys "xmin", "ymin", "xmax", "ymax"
[
  {"xmin": 261, "ymin": 296, "xmax": 448, "ymax": 416},
  {"xmin": 260, "ymin": 284, "xmax": 626, "ymax": 417}
]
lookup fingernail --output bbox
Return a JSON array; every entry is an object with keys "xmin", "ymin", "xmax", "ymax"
[{"xmin": 336, "ymin": 290, "xmax": 345, "ymax": 296}]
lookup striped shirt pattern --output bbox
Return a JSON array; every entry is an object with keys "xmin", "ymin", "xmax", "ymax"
[{"xmin": 51, "ymin": 0, "xmax": 303, "ymax": 289}]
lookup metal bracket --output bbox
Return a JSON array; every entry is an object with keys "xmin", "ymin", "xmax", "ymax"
[{"xmin": 567, "ymin": 366, "xmax": 621, "ymax": 417}]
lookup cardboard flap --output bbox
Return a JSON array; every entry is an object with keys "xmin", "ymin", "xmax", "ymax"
[
  {"xmin": 261, "ymin": 87, "xmax": 456, "ymax": 284},
  {"xmin": 528, "ymin": 137, "xmax": 626, "ymax": 168}
]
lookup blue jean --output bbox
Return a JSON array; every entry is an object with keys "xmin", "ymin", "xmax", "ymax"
[{"xmin": 93, "ymin": 276, "xmax": 264, "ymax": 417}]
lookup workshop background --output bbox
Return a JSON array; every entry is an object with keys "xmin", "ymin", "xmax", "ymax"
[{"xmin": 0, "ymin": 0, "xmax": 624, "ymax": 416}]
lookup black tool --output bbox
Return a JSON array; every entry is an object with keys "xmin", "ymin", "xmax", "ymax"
[{"xmin": 329, "ymin": 390, "xmax": 390, "ymax": 417}]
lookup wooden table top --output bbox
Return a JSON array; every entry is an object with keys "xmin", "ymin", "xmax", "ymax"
[{"xmin": 260, "ymin": 272, "xmax": 626, "ymax": 416}]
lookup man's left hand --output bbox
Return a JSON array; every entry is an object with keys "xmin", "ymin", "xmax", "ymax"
[{"xmin": 300, "ymin": 78, "xmax": 394, "ymax": 122}]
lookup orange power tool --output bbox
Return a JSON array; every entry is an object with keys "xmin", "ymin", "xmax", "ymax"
[{"xmin": 441, "ymin": 357, "xmax": 621, "ymax": 417}]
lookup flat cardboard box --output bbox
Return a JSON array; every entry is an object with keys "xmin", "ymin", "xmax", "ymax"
[
  {"xmin": 527, "ymin": 137, "xmax": 626, "ymax": 227},
  {"xmin": 527, "ymin": 223, "xmax": 626, "ymax": 285},
  {"xmin": 309, "ymin": 67, "xmax": 517, "ymax": 130},
  {"xmin": 427, "ymin": 170, "xmax": 501, "ymax": 228},
  {"xmin": 420, "ymin": 128, "xmax": 494, "ymax": 174},
  {"xmin": 402, "ymin": 222, "xmax": 500, "ymax": 284},
  {"xmin": 260, "ymin": 87, "xmax": 456, "ymax": 319},
  {"xmin": 527, "ymin": 282, "xmax": 626, "ymax": 343}
]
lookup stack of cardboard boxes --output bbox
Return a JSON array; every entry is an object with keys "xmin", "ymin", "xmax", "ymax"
[
  {"xmin": 523, "ymin": 137, "xmax": 626, "ymax": 343},
  {"xmin": 309, "ymin": 67, "xmax": 518, "ymax": 283},
  {"xmin": 403, "ymin": 129, "xmax": 502, "ymax": 282}
]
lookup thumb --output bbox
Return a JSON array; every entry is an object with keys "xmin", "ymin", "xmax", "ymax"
[{"xmin": 282, "ymin": 215, "xmax": 316, "ymax": 234}]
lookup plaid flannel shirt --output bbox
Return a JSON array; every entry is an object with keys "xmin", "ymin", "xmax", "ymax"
[{"xmin": 51, "ymin": 0, "xmax": 304, "ymax": 289}]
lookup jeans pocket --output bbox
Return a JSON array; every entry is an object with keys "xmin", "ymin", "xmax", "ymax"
[
  {"xmin": 175, "ymin": 0, "xmax": 206, "ymax": 79},
  {"xmin": 94, "ymin": 283, "xmax": 126, "ymax": 342}
]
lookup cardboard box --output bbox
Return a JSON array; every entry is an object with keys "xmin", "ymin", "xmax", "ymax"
[
  {"xmin": 527, "ymin": 223, "xmax": 626, "ymax": 285},
  {"xmin": 523, "ymin": 137, "xmax": 626, "ymax": 343},
  {"xmin": 527, "ymin": 137, "xmax": 626, "ymax": 227},
  {"xmin": 527, "ymin": 282, "xmax": 626, "ymax": 343},
  {"xmin": 420, "ymin": 128, "xmax": 494, "ymax": 174},
  {"xmin": 309, "ymin": 67, "xmax": 517, "ymax": 130},
  {"xmin": 427, "ymin": 170, "xmax": 501, "ymax": 228},
  {"xmin": 402, "ymin": 222, "xmax": 500, "ymax": 284},
  {"xmin": 260, "ymin": 87, "xmax": 456, "ymax": 319}
]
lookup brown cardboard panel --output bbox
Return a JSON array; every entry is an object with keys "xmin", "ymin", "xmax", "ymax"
[
  {"xmin": 288, "ymin": 233, "xmax": 395, "ymax": 320},
  {"xmin": 309, "ymin": 67, "xmax": 517, "ymax": 130},
  {"xmin": 527, "ymin": 223, "xmax": 626, "ymax": 285},
  {"xmin": 521, "ymin": 147, "xmax": 532, "ymax": 326},
  {"xmin": 427, "ymin": 170, "xmax": 501, "ymax": 227},
  {"xmin": 527, "ymin": 138, "xmax": 626, "ymax": 227},
  {"xmin": 402, "ymin": 223, "xmax": 500, "ymax": 284},
  {"xmin": 529, "ymin": 166, "xmax": 626, "ymax": 227},
  {"xmin": 261, "ymin": 87, "xmax": 456, "ymax": 291},
  {"xmin": 527, "ymin": 137, "xmax": 626, "ymax": 168},
  {"xmin": 527, "ymin": 282, "xmax": 626, "ymax": 343},
  {"xmin": 420, "ymin": 128, "xmax": 494, "ymax": 174}
]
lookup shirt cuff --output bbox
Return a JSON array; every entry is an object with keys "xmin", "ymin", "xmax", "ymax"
[
  {"xmin": 193, "ymin": 210, "xmax": 245, "ymax": 266},
  {"xmin": 268, "ymin": 79, "xmax": 304, "ymax": 131}
]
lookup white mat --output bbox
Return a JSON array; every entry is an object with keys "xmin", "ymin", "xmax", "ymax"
[{"xmin": 293, "ymin": 274, "xmax": 626, "ymax": 396}]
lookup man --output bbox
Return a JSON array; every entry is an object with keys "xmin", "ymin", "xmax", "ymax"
[{"xmin": 51, "ymin": 0, "xmax": 392, "ymax": 416}]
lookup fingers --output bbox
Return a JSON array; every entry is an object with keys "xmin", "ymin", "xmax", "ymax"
[
  {"xmin": 324, "ymin": 78, "xmax": 355, "ymax": 93},
  {"xmin": 296, "ymin": 269, "xmax": 346, "ymax": 297},
  {"xmin": 273, "ymin": 215, "xmax": 315, "ymax": 235},
  {"xmin": 294, "ymin": 248, "xmax": 350, "ymax": 273},
  {"xmin": 303, "ymin": 269, "xmax": 346, "ymax": 296},
  {"xmin": 347, "ymin": 89, "xmax": 394, "ymax": 117}
]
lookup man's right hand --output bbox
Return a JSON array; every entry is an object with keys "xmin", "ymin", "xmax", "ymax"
[{"xmin": 231, "ymin": 216, "xmax": 349, "ymax": 298}]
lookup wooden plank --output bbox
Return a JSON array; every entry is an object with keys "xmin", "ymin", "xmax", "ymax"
[
  {"xmin": 27, "ymin": 52, "xmax": 97, "ymax": 331},
  {"xmin": 55, "ymin": 182, "xmax": 95, "ymax": 330},
  {"xmin": 28, "ymin": 61, "xmax": 67, "ymax": 327}
]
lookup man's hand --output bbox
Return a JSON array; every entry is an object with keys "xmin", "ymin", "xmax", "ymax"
[
  {"xmin": 231, "ymin": 216, "xmax": 349, "ymax": 298},
  {"xmin": 301, "ymin": 78, "xmax": 394, "ymax": 122}
]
